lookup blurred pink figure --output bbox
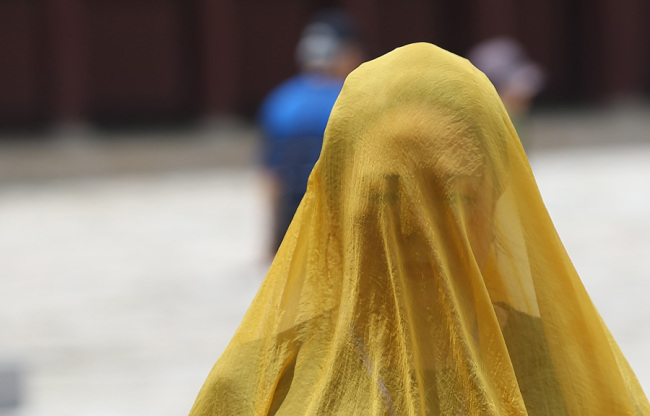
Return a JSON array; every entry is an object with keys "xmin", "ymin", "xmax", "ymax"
[{"xmin": 468, "ymin": 37, "xmax": 545, "ymax": 122}]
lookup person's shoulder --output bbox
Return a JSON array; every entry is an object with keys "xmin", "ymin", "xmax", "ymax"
[{"xmin": 260, "ymin": 76, "xmax": 305, "ymax": 116}]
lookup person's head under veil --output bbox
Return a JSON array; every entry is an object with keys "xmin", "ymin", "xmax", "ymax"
[{"xmin": 190, "ymin": 43, "xmax": 649, "ymax": 415}]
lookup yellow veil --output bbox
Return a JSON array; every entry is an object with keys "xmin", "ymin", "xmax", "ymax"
[{"xmin": 190, "ymin": 43, "xmax": 649, "ymax": 415}]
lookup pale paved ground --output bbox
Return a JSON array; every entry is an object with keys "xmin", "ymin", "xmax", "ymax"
[
  {"xmin": 0, "ymin": 168, "xmax": 269, "ymax": 416},
  {"xmin": 0, "ymin": 108, "xmax": 649, "ymax": 415}
]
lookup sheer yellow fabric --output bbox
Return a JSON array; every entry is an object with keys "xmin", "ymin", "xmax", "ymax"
[{"xmin": 190, "ymin": 43, "xmax": 650, "ymax": 415}]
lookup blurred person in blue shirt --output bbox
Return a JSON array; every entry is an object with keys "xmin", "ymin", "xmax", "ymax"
[{"xmin": 260, "ymin": 9, "xmax": 366, "ymax": 254}]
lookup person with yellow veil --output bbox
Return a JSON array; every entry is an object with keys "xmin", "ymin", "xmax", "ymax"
[{"xmin": 190, "ymin": 43, "xmax": 650, "ymax": 415}]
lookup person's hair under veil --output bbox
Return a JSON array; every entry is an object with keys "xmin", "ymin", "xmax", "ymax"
[{"xmin": 190, "ymin": 43, "xmax": 650, "ymax": 415}]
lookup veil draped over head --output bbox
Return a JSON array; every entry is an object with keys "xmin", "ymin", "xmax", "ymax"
[{"xmin": 191, "ymin": 43, "xmax": 649, "ymax": 415}]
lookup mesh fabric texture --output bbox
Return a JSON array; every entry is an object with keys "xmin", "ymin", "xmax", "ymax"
[{"xmin": 190, "ymin": 43, "xmax": 650, "ymax": 416}]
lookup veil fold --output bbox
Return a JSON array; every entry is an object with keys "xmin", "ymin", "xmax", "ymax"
[{"xmin": 191, "ymin": 43, "xmax": 649, "ymax": 415}]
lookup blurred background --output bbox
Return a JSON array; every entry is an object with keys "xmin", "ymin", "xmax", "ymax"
[
  {"xmin": 0, "ymin": 0, "xmax": 649, "ymax": 127},
  {"xmin": 0, "ymin": 1, "xmax": 649, "ymax": 415}
]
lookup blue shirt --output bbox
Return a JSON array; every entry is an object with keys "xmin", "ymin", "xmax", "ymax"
[{"xmin": 260, "ymin": 73, "xmax": 343, "ymax": 196}]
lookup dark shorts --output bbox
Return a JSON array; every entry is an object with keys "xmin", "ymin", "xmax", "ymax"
[{"xmin": 273, "ymin": 192, "xmax": 304, "ymax": 251}]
